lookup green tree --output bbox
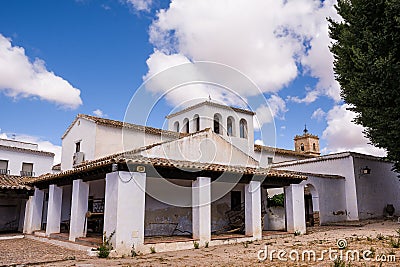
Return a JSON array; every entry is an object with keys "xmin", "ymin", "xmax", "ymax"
[{"xmin": 328, "ymin": 0, "xmax": 400, "ymax": 172}]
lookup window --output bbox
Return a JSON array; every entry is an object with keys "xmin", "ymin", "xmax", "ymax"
[
  {"xmin": 214, "ymin": 114, "xmax": 221, "ymax": 134},
  {"xmin": 194, "ymin": 115, "xmax": 200, "ymax": 132},
  {"xmin": 183, "ymin": 118, "xmax": 189, "ymax": 133},
  {"xmin": 231, "ymin": 191, "xmax": 242, "ymax": 211},
  {"xmin": 0, "ymin": 160, "xmax": 8, "ymax": 175},
  {"xmin": 174, "ymin": 121, "xmax": 180, "ymax": 132},
  {"xmin": 267, "ymin": 157, "xmax": 273, "ymax": 165},
  {"xmin": 313, "ymin": 143, "xmax": 316, "ymax": 151},
  {"xmin": 300, "ymin": 143, "xmax": 305, "ymax": 151},
  {"xmin": 227, "ymin": 117, "xmax": 234, "ymax": 136},
  {"xmin": 239, "ymin": 119, "xmax": 248, "ymax": 138},
  {"xmin": 21, "ymin": 162, "xmax": 34, "ymax": 176},
  {"xmin": 75, "ymin": 141, "xmax": 81, "ymax": 153}
]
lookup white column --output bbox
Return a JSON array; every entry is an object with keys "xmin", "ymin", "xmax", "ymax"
[
  {"xmin": 46, "ymin": 184, "xmax": 63, "ymax": 236},
  {"xmin": 245, "ymin": 181, "xmax": 262, "ymax": 239},
  {"xmin": 69, "ymin": 179, "xmax": 89, "ymax": 241},
  {"xmin": 192, "ymin": 177, "xmax": 211, "ymax": 246},
  {"xmin": 285, "ymin": 184, "xmax": 306, "ymax": 234},
  {"xmin": 104, "ymin": 171, "xmax": 146, "ymax": 255},
  {"xmin": 23, "ymin": 188, "xmax": 44, "ymax": 234}
]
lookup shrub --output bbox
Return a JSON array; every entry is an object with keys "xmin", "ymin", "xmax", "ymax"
[
  {"xmin": 267, "ymin": 193, "xmax": 284, "ymax": 207},
  {"xmin": 98, "ymin": 231, "xmax": 115, "ymax": 258}
]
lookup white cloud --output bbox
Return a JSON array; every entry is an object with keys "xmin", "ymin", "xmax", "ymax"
[
  {"xmin": 0, "ymin": 133, "xmax": 61, "ymax": 164},
  {"xmin": 125, "ymin": 0, "xmax": 152, "ymax": 12},
  {"xmin": 254, "ymin": 95, "xmax": 287, "ymax": 130},
  {"xmin": 322, "ymin": 104, "xmax": 386, "ymax": 157},
  {"xmin": 0, "ymin": 34, "xmax": 82, "ymax": 109},
  {"xmin": 93, "ymin": 109, "xmax": 105, "ymax": 117},
  {"xmin": 287, "ymin": 89, "xmax": 320, "ymax": 104},
  {"xmin": 255, "ymin": 139, "xmax": 265, "ymax": 146},
  {"xmin": 145, "ymin": 0, "xmax": 341, "ymax": 106},
  {"xmin": 311, "ymin": 108, "xmax": 326, "ymax": 122},
  {"xmin": 101, "ymin": 4, "xmax": 111, "ymax": 10}
]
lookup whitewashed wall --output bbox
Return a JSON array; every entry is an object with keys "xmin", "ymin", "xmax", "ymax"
[
  {"xmin": 61, "ymin": 118, "xmax": 97, "ymax": 170},
  {"xmin": 275, "ymin": 154, "xmax": 360, "ymax": 221},
  {"xmin": 142, "ymin": 130, "xmax": 259, "ymax": 167},
  {"xmin": 167, "ymin": 103, "xmax": 255, "ymax": 156},
  {"xmin": 62, "ymin": 118, "xmax": 176, "ymax": 171},
  {"xmin": 0, "ymin": 149, "xmax": 54, "ymax": 176},
  {"xmin": 300, "ymin": 175, "xmax": 347, "ymax": 224},
  {"xmin": 353, "ymin": 158, "xmax": 400, "ymax": 219}
]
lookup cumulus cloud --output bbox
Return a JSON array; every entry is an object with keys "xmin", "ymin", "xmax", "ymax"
[
  {"xmin": 311, "ymin": 108, "xmax": 326, "ymax": 122},
  {"xmin": 287, "ymin": 89, "xmax": 320, "ymax": 104},
  {"xmin": 255, "ymin": 139, "xmax": 265, "ymax": 146},
  {"xmin": 254, "ymin": 95, "xmax": 287, "ymax": 130},
  {"xmin": 0, "ymin": 34, "xmax": 82, "ymax": 109},
  {"xmin": 0, "ymin": 132, "xmax": 61, "ymax": 164},
  {"xmin": 322, "ymin": 104, "xmax": 386, "ymax": 157},
  {"xmin": 125, "ymin": 0, "xmax": 152, "ymax": 12},
  {"xmin": 93, "ymin": 109, "xmax": 106, "ymax": 117},
  {"xmin": 144, "ymin": 0, "xmax": 340, "ymax": 106}
]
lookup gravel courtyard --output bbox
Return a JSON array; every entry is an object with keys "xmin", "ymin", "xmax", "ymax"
[{"xmin": 1, "ymin": 220, "xmax": 400, "ymax": 266}]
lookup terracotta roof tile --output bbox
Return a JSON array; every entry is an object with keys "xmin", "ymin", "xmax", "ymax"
[
  {"xmin": 273, "ymin": 151, "xmax": 389, "ymax": 168},
  {"xmin": 29, "ymin": 154, "xmax": 307, "ymax": 184},
  {"xmin": 52, "ymin": 163, "xmax": 61, "ymax": 170},
  {"xmin": 62, "ymin": 114, "xmax": 187, "ymax": 139},
  {"xmin": 0, "ymin": 144, "xmax": 54, "ymax": 157},
  {"xmin": 0, "ymin": 175, "xmax": 33, "ymax": 191},
  {"xmin": 254, "ymin": 144, "xmax": 316, "ymax": 158}
]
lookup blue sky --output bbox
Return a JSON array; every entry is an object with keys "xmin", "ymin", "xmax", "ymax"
[{"xmin": 0, "ymin": 0, "xmax": 386, "ymax": 163}]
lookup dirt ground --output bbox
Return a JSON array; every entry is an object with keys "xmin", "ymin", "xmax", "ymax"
[{"xmin": 1, "ymin": 220, "xmax": 400, "ymax": 267}]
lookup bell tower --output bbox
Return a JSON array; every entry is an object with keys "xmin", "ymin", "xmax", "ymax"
[{"xmin": 294, "ymin": 125, "xmax": 320, "ymax": 156}]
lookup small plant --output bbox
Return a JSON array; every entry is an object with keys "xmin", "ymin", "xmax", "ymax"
[
  {"xmin": 388, "ymin": 249, "xmax": 396, "ymax": 255},
  {"xmin": 369, "ymin": 247, "xmax": 376, "ymax": 258},
  {"xmin": 131, "ymin": 244, "xmax": 137, "ymax": 257},
  {"xmin": 390, "ymin": 237, "xmax": 400, "ymax": 248},
  {"xmin": 377, "ymin": 233, "xmax": 384, "ymax": 240},
  {"xmin": 367, "ymin": 236, "xmax": 373, "ymax": 242},
  {"xmin": 332, "ymin": 258, "xmax": 346, "ymax": 267},
  {"xmin": 98, "ymin": 230, "xmax": 115, "ymax": 258},
  {"xmin": 294, "ymin": 230, "xmax": 301, "ymax": 236},
  {"xmin": 243, "ymin": 242, "xmax": 248, "ymax": 248},
  {"xmin": 205, "ymin": 241, "xmax": 209, "ymax": 248},
  {"xmin": 389, "ymin": 228, "xmax": 400, "ymax": 248},
  {"xmin": 193, "ymin": 241, "xmax": 199, "ymax": 249},
  {"xmin": 150, "ymin": 246, "xmax": 156, "ymax": 254}
]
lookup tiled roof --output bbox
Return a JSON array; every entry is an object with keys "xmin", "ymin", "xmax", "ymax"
[
  {"xmin": 273, "ymin": 151, "xmax": 389, "ymax": 168},
  {"xmin": 29, "ymin": 153, "xmax": 307, "ymax": 184},
  {"xmin": 52, "ymin": 163, "xmax": 61, "ymax": 171},
  {"xmin": 0, "ymin": 144, "xmax": 54, "ymax": 157},
  {"xmin": 165, "ymin": 101, "xmax": 255, "ymax": 119},
  {"xmin": 279, "ymin": 171, "xmax": 344, "ymax": 179},
  {"xmin": 254, "ymin": 144, "xmax": 316, "ymax": 159},
  {"xmin": 0, "ymin": 175, "xmax": 33, "ymax": 191},
  {"xmin": 62, "ymin": 114, "xmax": 187, "ymax": 139}
]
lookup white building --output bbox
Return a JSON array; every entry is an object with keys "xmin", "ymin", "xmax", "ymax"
[
  {"xmin": 16, "ymin": 100, "xmax": 400, "ymax": 255},
  {"xmin": 0, "ymin": 138, "xmax": 54, "ymax": 232}
]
